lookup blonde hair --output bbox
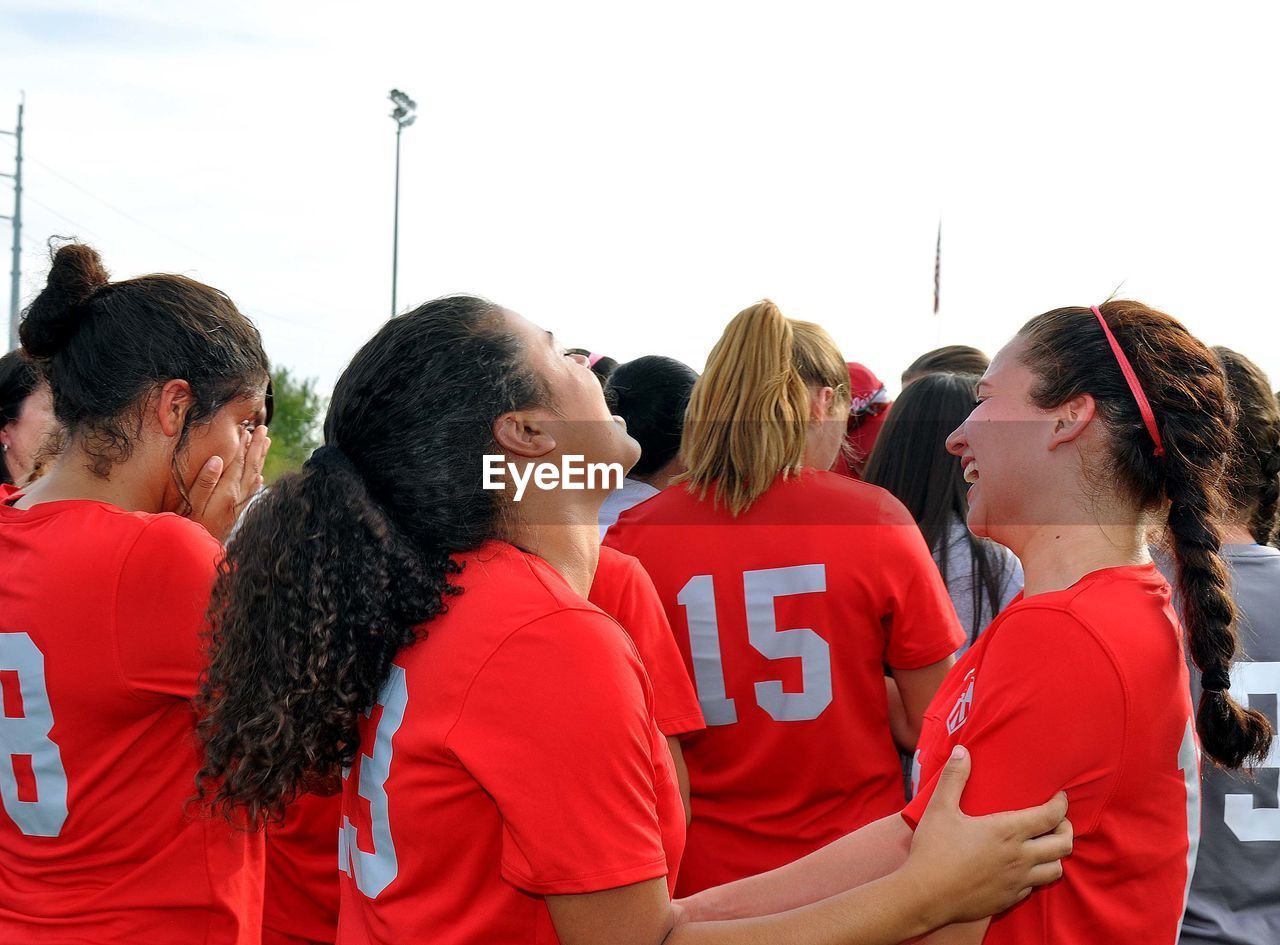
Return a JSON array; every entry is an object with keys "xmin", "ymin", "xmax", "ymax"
[{"xmin": 679, "ymin": 300, "xmax": 850, "ymax": 516}]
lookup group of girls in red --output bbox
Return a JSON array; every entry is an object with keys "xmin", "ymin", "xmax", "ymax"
[{"xmin": 0, "ymin": 241, "xmax": 1273, "ymax": 945}]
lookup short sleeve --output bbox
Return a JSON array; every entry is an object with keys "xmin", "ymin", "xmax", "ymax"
[
  {"xmin": 877, "ymin": 492, "xmax": 967, "ymax": 668},
  {"xmin": 114, "ymin": 515, "xmax": 222, "ymax": 699},
  {"xmin": 446, "ymin": 609, "xmax": 669, "ymax": 896},
  {"xmin": 590, "ymin": 551, "xmax": 705, "ymax": 737},
  {"xmin": 903, "ymin": 608, "xmax": 1126, "ymax": 836}
]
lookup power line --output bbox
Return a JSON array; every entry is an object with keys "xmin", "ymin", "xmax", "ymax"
[
  {"xmin": 28, "ymin": 157, "xmax": 215, "ymax": 261},
  {"xmin": 23, "ymin": 194, "xmax": 102, "ymax": 240}
]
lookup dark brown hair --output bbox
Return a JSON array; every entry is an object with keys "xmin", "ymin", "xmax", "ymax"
[
  {"xmin": 1019, "ymin": 301, "xmax": 1272, "ymax": 769},
  {"xmin": 864, "ymin": 372, "xmax": 1008, "ymax": 641},
  {"xmin": 0, "ymin": 349, "xmax": 42, "ymax": 486},
  {"xmin": 902, "ymin": 344, "xmax": 990, "ymax": 386},
  {"xmin": 19, "ymin": 243, "xmax": 269, "ymax": 490},
  {"xmin": 196, "ymin": 297, "xmax": 549, "ymax": 826},
  {"xmin": 1213, "ymin": 347, "xmax": 1280, "ymax": 546}
]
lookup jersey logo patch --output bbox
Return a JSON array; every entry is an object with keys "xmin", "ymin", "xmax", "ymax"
[{"xmin": 946, "ymin": 670, "xmax": 976, "ymax": 735}]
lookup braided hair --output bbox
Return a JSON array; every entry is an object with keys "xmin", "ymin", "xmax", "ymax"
[{"xmin": 1019, "ymin": 302, "xmax": 1272, "ymax": 769}]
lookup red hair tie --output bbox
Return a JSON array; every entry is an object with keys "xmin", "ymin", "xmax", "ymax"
[{"xmin": 1092, "ymin": 305, "xmax": 1165, "ymax": 459}]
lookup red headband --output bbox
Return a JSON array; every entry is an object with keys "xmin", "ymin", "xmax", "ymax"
[{"xmin": 1091, "ymin": 305, "xmax": 1165, "ymax": 458}]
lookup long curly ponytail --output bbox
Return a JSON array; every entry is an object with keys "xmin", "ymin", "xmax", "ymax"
[{"xmin": 196, "ymin": 297, "xmax": 547, "ymax": 826}]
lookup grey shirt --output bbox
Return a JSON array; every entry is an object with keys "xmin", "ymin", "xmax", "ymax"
[
  {"xmin": 1177, "ymin": 544, "xmax": 1280, "ymax": 945},
  {"xmin": 933, "ymin": 517, "xmax": 1023, "ymax": 652}
]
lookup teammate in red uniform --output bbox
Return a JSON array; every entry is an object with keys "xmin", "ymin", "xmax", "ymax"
[
  {"xmin": 0, "ymin": 244, "xmax": 270, "ymax": 942},
  {"xmin": 606, "ymin": 300, "xmax": 965, "ymax": 894},
  {"xmin": 196, "ymin": 296, "xmax": 1070, "ymax": 945},
  {"xmin": 257, "ymin": 545, "xmax": 703, "ymax": 945},
  {"xmin": 898, "ymin": 302, "xmax": 1273, "ymax": 943}
]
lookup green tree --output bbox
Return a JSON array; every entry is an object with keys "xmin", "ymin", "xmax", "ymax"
[{"xmin": 262, "ymin": 365, "xmax": 324, "ymax": 483}]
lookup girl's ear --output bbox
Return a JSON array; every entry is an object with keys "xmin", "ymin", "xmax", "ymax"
[
  {"xmin": 1047, "ymin": 392, "xmax": 1097, "ymax": 450},
  {"xmin": 154, "ymin": 379, "xmax": 194, "ymax": 439}
]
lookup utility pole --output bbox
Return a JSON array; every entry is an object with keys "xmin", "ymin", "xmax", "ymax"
[
  {"xmin": 388, "ymin": 89, "xmax": 416, "ymax": 318},
  {"xmin": 0, "ymin": 95, "xmax": 22, "ymax": 350}
]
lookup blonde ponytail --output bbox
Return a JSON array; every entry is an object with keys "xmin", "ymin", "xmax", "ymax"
[{"xmin": 680, "ymin": 301, "xmax": 849, "ymax": 516}]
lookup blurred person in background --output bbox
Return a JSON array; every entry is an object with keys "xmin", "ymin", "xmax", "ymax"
[
  {"xmin": 566, "ymin": 347, "xmax": 618, "ymax": 385},
  {"xmin": 829, "ymin": 361, "xmax": 892, "ymax": 479},
  {"xmin": 901, "ymin": 345, "xmax": 990, "ymax": 388},
  {"xmin": 599, "ymin": 355, "xmax": 698, "ymax": 538},
  {"xmin": 1176, "ymin": 347, "xmax": 1280, "ymax": 945},
  {"xmin": 1, "ymin": 350, "xmax": 56, "ymax": 487},
  {"xmin": 607, "ymin": 300, "xmax": 965, "ymax": 896},
  {"xmin": 0, "ymin": 244, "xmax": 270, "ymax": 943},
  {"xmin": 864, "ymin": 372, "xmax": 1022, "ymax": 649}
]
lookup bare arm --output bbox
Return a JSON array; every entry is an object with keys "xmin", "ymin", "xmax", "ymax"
[
  {"xmin": 549, "ymin": 869, "xmax": 946, "ymax": 945},
  {"xmin": 892, "ymin": 656, "xmax": 955, "ymax": 747},
  {"xmin": 681, "ymin": 812, "xmax": 912, "ymax": 921},
  {"xmin": 667, "ymin": 736, "xmax": 693, "ymax": 826},
  {"xmin": 907, "ymin": 919, "xmax": 990, "ymax": 944},
  {"xmin": 886, "ymin": 677, "xmax": 916, "ymax": 753},
  {"xmin": 547, "ymin": 747, "xmax": 1071, "ymax": 945}
]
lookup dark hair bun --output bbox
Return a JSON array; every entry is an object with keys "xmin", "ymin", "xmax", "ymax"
[{"xmin": 20, "ymin": 243, "xmax": 110, "ymax": 360}]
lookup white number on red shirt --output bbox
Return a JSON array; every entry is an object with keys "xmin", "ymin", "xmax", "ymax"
[
  {"xmin": 1177, "ymin": 717, "xmax": 1202, "ymax": 944},
  {"xmin": 339, "ymin": 664, "xmax": 408, "ymax": 898},
  {"xmin": 678, "ymin": 565, "xmax": 831, "ymax": 725},
  {"xmin": 1222, "ymin": 662, "xmax": 1280, "ymax": 842},
  {"xmin": 0, "ymin": 632, "xmax": 69, "ymax": 837}
]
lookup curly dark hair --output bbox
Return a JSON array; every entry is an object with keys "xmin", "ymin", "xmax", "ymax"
[
  {"xmin": 195, "ymin": 296, "xmax": 548, "ymax": 826},
  {"xmin": 1212, "ymin": 347, "xmax": 1280, "ymax": 547},
  {"xmin": 18, "ymin": 242, "xmax": 268, "ymax": 490},
  {"xmin": 1019, "ymin": 301, "xmax": 1272, "ymax": 769}
]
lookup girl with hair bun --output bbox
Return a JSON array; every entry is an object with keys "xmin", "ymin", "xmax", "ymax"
[
  {"xmin": 901, "ymin": 302, "xmax": 1273, "ymax": 943},
  {"xmin": 0, "ymin": 244, "xmax": 270, "ymax": 942},
  {"xmin": 197, "ymin": 296, "xmax": 1070, "ymax": 945},
  {"xmin": 606, "ymin": 300, "xmax": 971, "ymax": 896},
  {"xmin": 1178, "ymin": 347, "xmax": 1280, "ymax": 945}
]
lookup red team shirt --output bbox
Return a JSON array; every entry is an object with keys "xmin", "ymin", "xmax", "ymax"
[
  {"xmin": 903, "ymin": 565, "xmax": 1199, "ymax": 944},
  {"xmin": 335, "ymin": 540, "xmax": 685, "ymax": 945},
  {"xmin": 0, "ymin": 488, "xmax": 264, "ymax": 943},
  {"xmin": 605, "ymin": 469, "xmax": 965, "ymax": 894},
  {"xmin": 262, "ymin": 543, "xmax": 703, "ymax": 944}
]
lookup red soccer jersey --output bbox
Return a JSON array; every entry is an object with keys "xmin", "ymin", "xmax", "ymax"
[
  {"xmin": 605, "ymin": 469, "xmax": 965, "ymax": 894},
  {"xmin": 264, "ymin": 791, "xmax": 340, "ymax": 944},
  {"xmin": 902, "ymin": 564, "xmax": 1200, "ymax": 944},
  {"xmin": 591, "ymin": 546, "xmax": 706, "ymax": 738},
  {"xmin": 263, "ymin": 545, "xmax": 703, "ymax": 945},
  {"xmin": 335, "ymin": 540, "xmax": 684, "ymax": 945},
  {"xmin": 0, "ymin": 490, "xmax": 264, "ymax": 943}
]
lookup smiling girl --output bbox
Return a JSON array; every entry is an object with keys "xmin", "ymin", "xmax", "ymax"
[{"xmin": 900, "ymin": 301, "xmax": 1273, "ymax": 943}]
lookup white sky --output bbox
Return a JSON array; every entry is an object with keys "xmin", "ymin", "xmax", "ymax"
[{"xmin": 1, "ymin": 1, "xmax": 1278, "ymax": 395}]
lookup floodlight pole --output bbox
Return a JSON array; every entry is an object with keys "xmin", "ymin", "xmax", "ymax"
[
  {"xmin": 0, "ymin": 95, "xmax": 22, "ymax": 350},
  {"xmin": 388, "ymin": 89, "xmax": 416, "ymax": 318}
]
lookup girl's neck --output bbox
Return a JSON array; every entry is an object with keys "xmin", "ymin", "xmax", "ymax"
[
  {"xmin": 1016, "ymin": 521, "xmax": 1151, "ymax": 597},
  {"xmin": 14, "ymin": 445, "xmax": 165, "ymax": 514},
  {"xmin": 506, "ymin": 503, "xmax": 601, "ymax": 598},
  {"xmin": 1220, "ymin": 521, "xmax": 1257, "ymax": 545}
]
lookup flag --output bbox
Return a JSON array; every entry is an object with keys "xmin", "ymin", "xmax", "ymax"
[{"xmin": 933, "ymin": 220, "xmax": 942, "ymax": 315}]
